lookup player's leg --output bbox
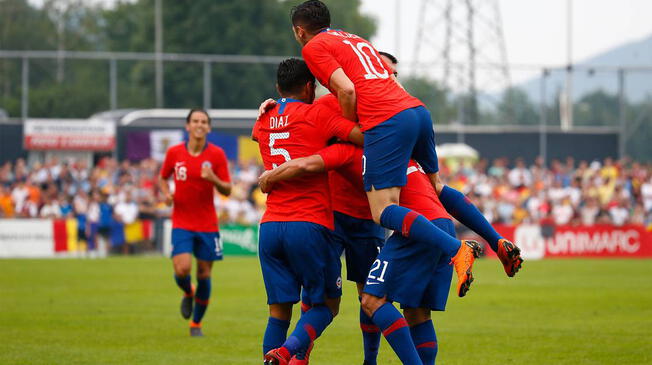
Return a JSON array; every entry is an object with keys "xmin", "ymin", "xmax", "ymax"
[
  {"xmin": 171, "ymin": 229, "xmax": 195, "ymax": 320},
  {"xmin": 265, "ymin": 223, "xmax": 339, "ymax": 364},
  {"xmin": 259, "ymin": 222, "xmax": 300, "ymax": 358},
  {"xmin": 342, "ymin": 218, "xmax": 385, "ymax": 365},
  {"xmin": 363, "ymin": 110, "xmax": 474, "ymax": 260},
  {"xmin": 188, "ymin": 231, "xmax": 223, "ymax": 335},
  {"xmin": 427, "ymin": 171, "xmax": 523, "ymax": 276},
  {"xmin": 404, "ymin": 308, "xmax": 437, "ymax": 365},
  {"xmin": 360, "ymin": 233, "xmax": 422, "ymax": 364}
]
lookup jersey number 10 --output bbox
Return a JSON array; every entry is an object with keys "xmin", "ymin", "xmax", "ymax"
[{"xmin": 342, "ymin": 40, "xmax": 389, "ymax": 80}]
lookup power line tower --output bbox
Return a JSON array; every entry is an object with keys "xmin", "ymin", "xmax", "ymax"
[{"xmin": 413, "ymin": 0, "xmax": 510, "ymax": 125}]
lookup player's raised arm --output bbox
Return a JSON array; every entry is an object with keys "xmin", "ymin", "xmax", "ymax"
[{"xmin": 329, "ymin": 68, "xmax": 357, "ymax": 122}]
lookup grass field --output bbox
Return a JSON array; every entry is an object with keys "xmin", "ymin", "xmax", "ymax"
[{"xmin": 1, "ymin": 257, "xmax": 651, "ymax": 364}]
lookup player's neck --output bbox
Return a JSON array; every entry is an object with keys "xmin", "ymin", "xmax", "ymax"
[
  {"xmin": 186, "ymin": 138, "xmax": 206, "ymax": 156},
  {"xmin": 280, "ymin": 93, "xmax": 308, "ymax": 103}
]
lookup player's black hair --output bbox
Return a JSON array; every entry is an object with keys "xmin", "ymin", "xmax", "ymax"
[
  {"xmin": 185, "ymin": 108, "xmax": 211, "ymax": 125},
  {"xmin": 276, "ymin": 58, "xmax": 315, "ymax": 96},
  {"xmin": 379, "ymin": 51, "xmax": 398, "ymax": 65},
  {"xmin": 291, "ymin": 0, "xmax": 331, "ymax": 33}
]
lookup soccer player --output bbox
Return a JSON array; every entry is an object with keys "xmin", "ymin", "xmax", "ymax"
[
  {"xmin": 254, "ymin": 58, "xmax": 363, "ymax": 365},
  {"xmin": 158, "ymin": 109, "xmax": 232, "ymax": 337},
  {"xmin": 378, "ymin": 51, "xmax": 524, "ymax": 277},
  {"xmin": 291, "ymin": 0, "xmax": 522, "ymax": 292}
]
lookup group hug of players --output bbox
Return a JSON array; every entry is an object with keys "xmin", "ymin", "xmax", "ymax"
[{"xmin": 159, "ymin": 1, "xmax": 524, "ymax": 364}]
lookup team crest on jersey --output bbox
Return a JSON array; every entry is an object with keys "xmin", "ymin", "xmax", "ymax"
[
  {"xmin": 202, "ymin": 161, "xmax": 212, "ymax": 169},
  {"xmin": 336, "ymin": 276, "xmax": 343, "ymax": 289}
]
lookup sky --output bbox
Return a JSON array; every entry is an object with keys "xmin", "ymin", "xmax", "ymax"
[{"xmin": 360, "ymin": 0, "xmax": 652, "ymax": 82}]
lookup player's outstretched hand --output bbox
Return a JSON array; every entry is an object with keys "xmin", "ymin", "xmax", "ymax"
[
  {"xmin": 257, "ymin": 98, "xmax": 277, "ymax": 121},
  {"xmin": 258, "ymin": 170, "xmax": 274, "ymax": 193}
]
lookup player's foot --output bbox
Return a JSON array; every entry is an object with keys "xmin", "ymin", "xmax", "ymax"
[
  {"xmin": 497, "ymin": 239, "xmax": 524, "ymax": 277},
  {"xmin": 181, "ymin": 284, "xmax": 195, "ymax": 320},
  {"xmin": 451, "ymin": 240, "xmax": 482, "ymax": 297},
  {"xmin": 289, "ymin": 341, "xmax": 313, "ymax": 364},
  {"xmin": 264, "ymin": 347, "xmax": 291, "ymax": 365},
  {"xmin": 189, "ymin": 321, "xmax": 203, "ymax": 337}
]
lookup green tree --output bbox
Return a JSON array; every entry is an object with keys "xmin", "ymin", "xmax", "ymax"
[
  {"xmin": 402, "ymin": 76, "xmax": 455, "ymax": 124},
  {"xmin": 573, "ymin": 90, "xmax": 619, "ymax": 126},
  {"xmin": 495, "ymin": 87, "xmax": 539, "ymax": 125}
]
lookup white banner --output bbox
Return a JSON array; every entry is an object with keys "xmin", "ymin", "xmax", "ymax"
[
  {"xmin": 24, "ymin": 119, "xmax": 116, "ymax": 151},
  {"xmin": 0, "ymin": 219, "xmax": 54, "ymax": 258}
]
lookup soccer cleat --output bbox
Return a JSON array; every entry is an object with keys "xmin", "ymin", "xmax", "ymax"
[
  {"xmin": 180, "ymin": 284, "xmax": 195, "ymax": 320},
  {"xmin": 451, "ymin": 240, "xmax": 482, "ymax": 297},
  {"xmin": 289, "ymin": 341, "xmax": 313, "ymax": 364},
  {"xmin": 264, "ymin": 347, "xmax": 291, "ymax": 365},
  {"xmin": 497, "ymin": 239, "xmax": 524, "ymax": 277},
  {"xmin": 189, "ymin": 326, "xmax": 204, "ymax": 337}
]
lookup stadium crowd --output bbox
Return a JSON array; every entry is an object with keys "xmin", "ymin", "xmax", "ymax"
[{"xmin": 1, "ymin": 155, "xmax": 651, "ymax": 229}]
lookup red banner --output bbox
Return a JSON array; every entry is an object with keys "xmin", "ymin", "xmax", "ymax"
[{"xmin": 488, "ymin": 224, "xmax": 652, "ymax": 259}]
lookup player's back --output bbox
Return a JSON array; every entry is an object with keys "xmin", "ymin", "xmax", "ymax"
[
  {"xmin": 255, "ymin": 98, "xmax": 355, "ymax": 229},
  {"xmin": 302, "ymin": 29, "xmax": 422, "ymax": 131},
  {"xmin": 401, "ymin": 161, "xmax": 451, "ymax": 221}
]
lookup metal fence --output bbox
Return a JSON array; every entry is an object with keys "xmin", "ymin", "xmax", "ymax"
[{"xmin": 1, "ymin": 49, "xmax": 651, "ymax": 161}]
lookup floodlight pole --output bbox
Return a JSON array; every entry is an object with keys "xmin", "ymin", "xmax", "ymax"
[
  {"xmin": 155, "ymin": 0, "xmax": 164, "ymax": 108},
  {"xmin": 21, "ymin": 57, "xmax": 29, "ymax": 119},
  {"xmin": 618, "ymin": 69, "xmax": 626, "ymax": 159},
  {"xmin": 539, "ymin": 69, "xmax": 548, "ymax": 165}
]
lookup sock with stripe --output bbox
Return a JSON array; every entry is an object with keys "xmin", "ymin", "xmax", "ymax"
[
  {"xmin": 301, "ymin": 300, "xmax": 312, "ymax": 315},
  {"xmin": 439, "ymin": 185, "xmax": 502, "ymax": 252},
  {"xmin": 174, "ymin": 274, "xmax": 192, "ymax": 296},
  {"xmin": 380, "ymin": 204, "xmax": 461, "ymax": 257},
  {"xmin": 191, "ymin": 277, "xmax": 211, "ymax": 325},
  {"xmin": 371, "ymin": 303, "xmax": 421, "ymax": 364},
  {"xmin": 360, "ymin": 303, "xmax": 381, "ymax": 365},
  {"xmin": 282, "ymin": 305, "xmax": 333, "ymax": 356},
  {"xmin": 410, "ymin": 320, "xmax": 438, "ymax": 365},
  {"xmin": 263, "ymin": 317, "xmax": 290, "ymax": 355}
]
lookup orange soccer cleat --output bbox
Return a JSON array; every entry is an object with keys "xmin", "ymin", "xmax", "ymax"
[
  {"xmin": 497, "ymin": 239, "xmax": 524, "ymax": 277},
  {"xmin": 451, "ymin": 240, "xmax": 482, "ymax": 297}
]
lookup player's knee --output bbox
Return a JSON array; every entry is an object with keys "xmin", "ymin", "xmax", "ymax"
[
  {"xmin": 403, "ymin": 308, "xmax": 431, "ymax": 327},
  {"xmin": 173, "ymin": 262, "xmax": 191, "ymax": 277},
  {"xmin": 325, "ymin": 298, "xmax": 341, "ymax": 318},
  {"xmin": 360, "ymin": 293, "xmax": 384, "ymax": 317},
  {"xmin": 196, "ymin": 265, "xmax": 212, "ymax": 279}
]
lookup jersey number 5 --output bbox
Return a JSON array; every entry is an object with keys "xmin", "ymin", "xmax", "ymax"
[
  {"xmin": 269, "ymin": 132, "xmax": 291, "ymax": 168},
  {"xmin": 343, "ymin": 40, "xmax": 389, "ymax": 80}
]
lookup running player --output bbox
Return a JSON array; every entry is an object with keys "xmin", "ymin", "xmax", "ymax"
[
  {"xmin": 253, "ymin": 58, "xmax": 363, "ymax": 365},
  {"xmin": 159, "ymin": 109, "xmax": 232, "ymax": 337}
]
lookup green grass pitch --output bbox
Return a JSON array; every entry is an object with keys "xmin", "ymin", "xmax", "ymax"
[{"xmin": 1, "ymin": 257, "xmax": 651, "ymax": 364}]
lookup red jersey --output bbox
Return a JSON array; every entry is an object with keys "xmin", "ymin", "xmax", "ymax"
[
  {"xmin": 160, "ymin": 143, "xmax": 231, "ymax": 232},
  {"xmin": 318, "ymin": 143, "xmax": 371, "ymax": 220},
  {"xmin": 401, "ymin": 161, "xmax": 451, "ymax": 221},
  {"xmin": 255, "ymin": 98, "xmax": 356, "ymax": 229},
  {"xmin": 302, "ymin": 29, "xmax": 423, "ymax": 131}
]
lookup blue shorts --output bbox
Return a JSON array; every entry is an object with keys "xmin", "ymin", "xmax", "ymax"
[
  {"xmin": 171, "ymin": 228, "xmax": 223, "ymax": 261},
  {"xmin": 362, "ymin": 106, "xmax": 439, "ymax": 191},
  {"xmin": 333, "ymin": 211, "xmax": 385, "ymax": 284},
  {"xmin": 363, "ymin": 218, "xmax": 454, "ymax": 311},
  {"xmin": 259, "ymin": 222, "xmax": 342, "ymax": 305}
]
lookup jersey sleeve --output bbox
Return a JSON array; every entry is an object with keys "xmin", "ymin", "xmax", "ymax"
[
  {"xmin": 160, "ymin": 148, "xmax": 175, "ymax": 179},
  {"xmin": 302, "ymin": 39, "xmax": 341, "ymax": 89},
  {"xmin": 315, "ymin": 104, "xmax": 356, "ymax": 142},
  {"xmin": 213, "ymin": 148, "xmax": 231, "ymax": 183},
  {"xmin": 317, "ymin": 144, "xmax": 356, "ymax": 171}
]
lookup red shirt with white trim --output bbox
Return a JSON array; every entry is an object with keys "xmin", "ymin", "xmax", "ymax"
[
  {"xmin": 302, "ymin": 29, "xmax": 423, "ymax": 131},
  {"xmin": 160, "ymin": 143, "xmax": 231, "ymax": 232},
  {"xmin": 255, "ymin": 98, "xmax": 356, "ymax": 229}
]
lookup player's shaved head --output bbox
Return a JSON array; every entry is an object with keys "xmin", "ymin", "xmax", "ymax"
[
  {"xmin": 276, "ymin": 58, "xmax": 316, "ymax": 97},
  {"xmin": 379, "ymin": 51, "xmax": 398, "ymax": 65},
  {"xmin": 291, "ymin": 0, "xmax": 331, "ymax": 33}
]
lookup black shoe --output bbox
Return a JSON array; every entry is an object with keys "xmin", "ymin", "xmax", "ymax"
[{"xmin": 181, "ymin": 295, "xmax": 193, "ymax": 319}]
